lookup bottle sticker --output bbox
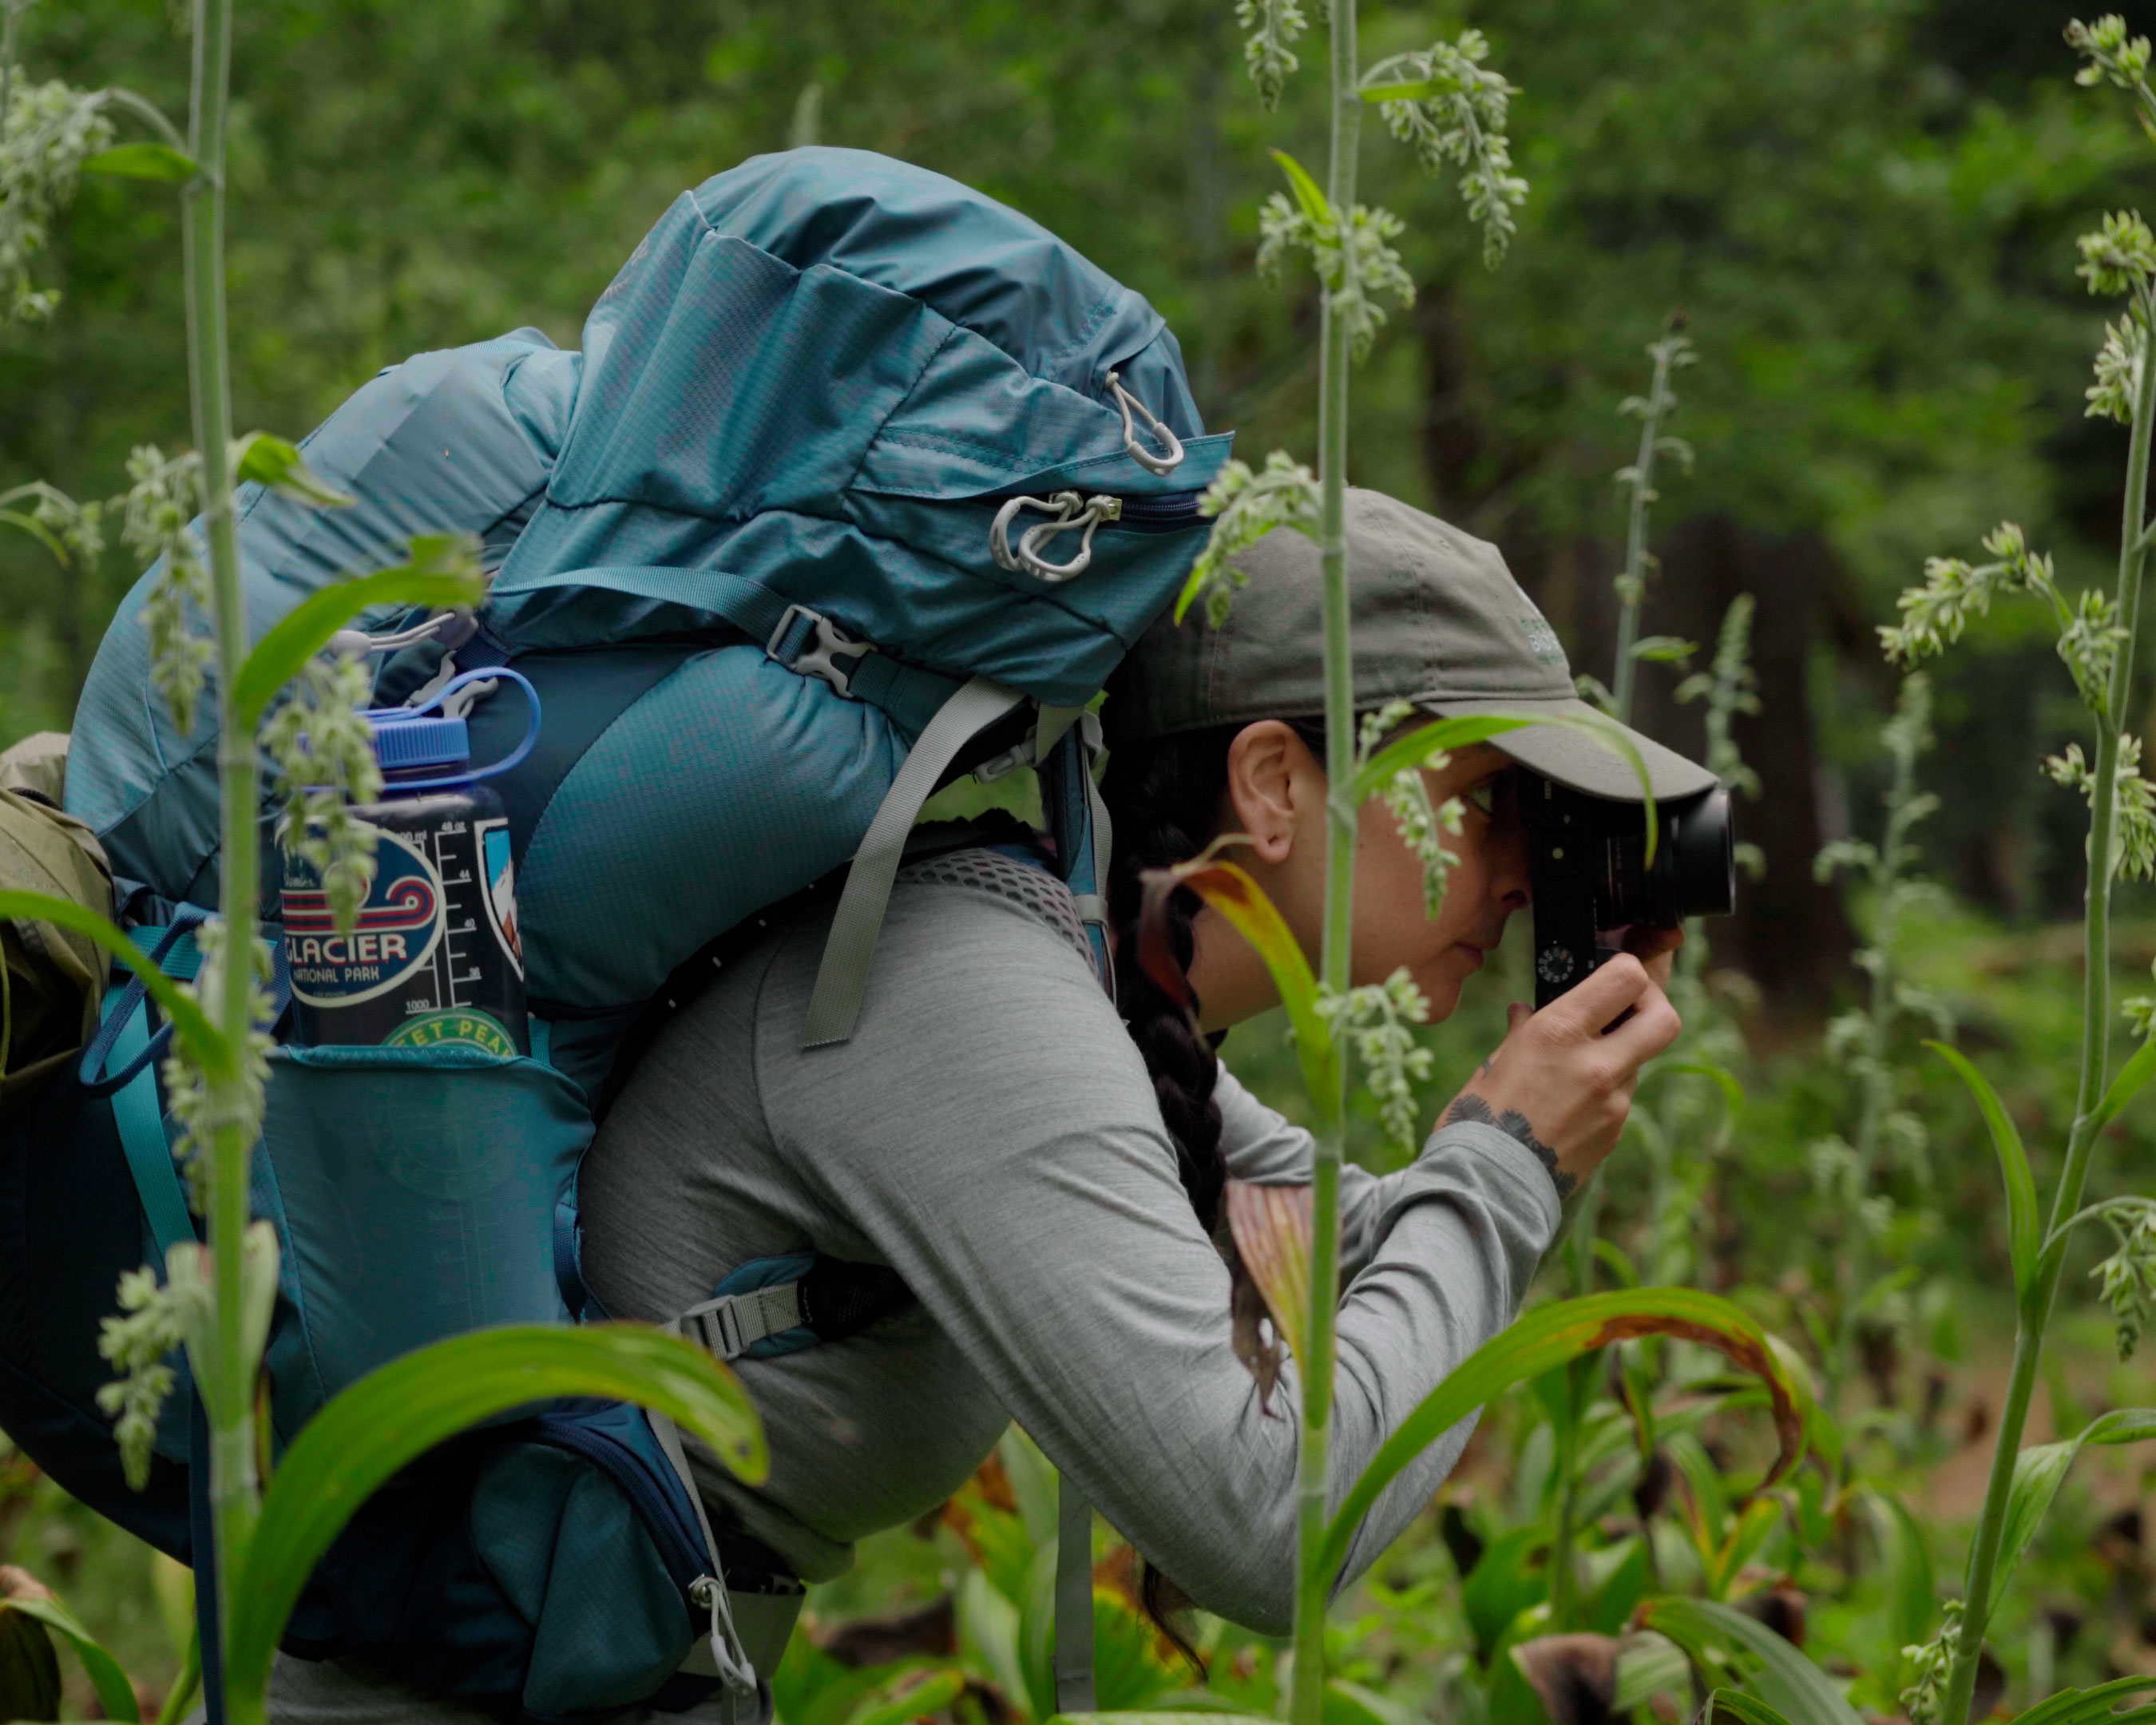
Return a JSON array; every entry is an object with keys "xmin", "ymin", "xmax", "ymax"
[
  {"xmin": 384, "ymin": 1009, "xmax": 518, "ymax": 1057},
  {"xmin": 283, "ymin": 828, "xmax": 446, "ymax": 1006},
  {"xmin": 476, "ymin": 818, "xmax": 523, "ymax": 978}
]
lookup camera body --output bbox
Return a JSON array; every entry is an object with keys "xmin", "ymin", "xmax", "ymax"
[{"xmin": 1519, "ymin": 771, "xmax": 1738, "ymax": 1009}]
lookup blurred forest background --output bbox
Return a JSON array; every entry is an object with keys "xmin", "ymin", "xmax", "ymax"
[
  {"xmin": 7, "ymin": 0, "xmax": 2156, "ymax": 1028},
  {"xmin": 14, "ymin": 2, "xmax": 2156, "ymax": 1711}
]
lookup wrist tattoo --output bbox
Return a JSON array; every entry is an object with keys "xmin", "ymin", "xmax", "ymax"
[{"xmin": 1443, "ymin": 1092, "xmax": 1577, "ymax": 1200}]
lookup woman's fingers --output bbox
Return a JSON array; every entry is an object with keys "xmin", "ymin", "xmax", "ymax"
[
  {"xmin": 1543, "ymin": 952, "xmax": 1656, "ymax": 1038},
  {"xmin": 1601, "ymin": 978, "xmax": 1682, "ymax": 1065},
  {"xmin": 1622, "ymin": 922, "xmax": 1686, "ymax": 991}
]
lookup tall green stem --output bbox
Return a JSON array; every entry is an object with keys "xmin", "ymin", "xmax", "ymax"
[
  {"xmin": 1832, "ymin": 753, "xmax": 1913, "ymax": 1405},
  {"xmin": 1289, "ymin": 4, "xmax": 1360, "ymax": 1722},
  {"xmin": 1610, "ymin": 338, "xmax": 1680, "ymax": 727},
  {"xmin": 1939, "ymin": 280, "xmax": 2156, "ymax": 1725},
  {"xmin": 182, "ymin": 0, "xmax": 260, "ymax": 1675}
]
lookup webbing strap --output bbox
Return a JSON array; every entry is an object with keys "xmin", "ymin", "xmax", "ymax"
[
  {"xmin": 96, "ymin": 922, "xmax": 208, "ymax": 1271},
  {"xmin": 1054, "ymin": 1473, "xmax": 1097, "ymax": 1715},
  {"xmin": 680, "ymin": 1283, "xmax": 803, "ymax": 1362},
  {"xmin": 1040, "ymin": 712, "xmax": 1116, "ymax": 998},
  {"xmin": 646, "ymin": 1388, "xmax": 759, "ymax": 1699},
  {"xmin": 803, "ymin": 676, "xmax": 1026, "ymax": 1048},
  {"xmin": 105, "ymin": 994, "xmax": 194, "ymax": 1270}
]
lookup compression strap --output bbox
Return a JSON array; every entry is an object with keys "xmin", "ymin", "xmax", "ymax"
[{"xmin": 803, "ymin": 676, "xmax": 1026, "ymax": 1047}]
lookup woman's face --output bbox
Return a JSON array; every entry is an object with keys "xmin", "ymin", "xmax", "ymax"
[{"xmin": 1188, "ymin": 723, "xmax": 1532, "ymax": 1032}]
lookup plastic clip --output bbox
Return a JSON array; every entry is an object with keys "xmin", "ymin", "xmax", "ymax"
[
  {"xmin": 766, "ymin": 604, "xmax": 873, "ymax": 698},
  {"xmin": 689, "ymin": 1576, "xmax": 759, "ymax": 1697},
  {"xmin": 1105, "ymin": 369, "xmax": 1185, "ymax": 477},
  {"xmin": 989, "ymin": 492, "xmax": 1122, "ymax": 584}
]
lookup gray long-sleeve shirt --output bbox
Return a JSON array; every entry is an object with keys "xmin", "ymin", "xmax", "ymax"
[{"xmin": 577, "ymin": 851, "xmax": 1560, "ymax": 1635}]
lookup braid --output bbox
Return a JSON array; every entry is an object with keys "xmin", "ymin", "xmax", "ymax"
[
  {"xmin": 1100, "ymin": 717, "xmax": 1324, "ymax": 1671},
  {"xmin": 1102, "ymin": 727, "xmax": 1239, "ymax": 1235}
]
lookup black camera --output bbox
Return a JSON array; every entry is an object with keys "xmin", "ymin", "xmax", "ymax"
[{"xmin": 1519, "ymin": 771, "xmax": 1737, "ymax": 1009}]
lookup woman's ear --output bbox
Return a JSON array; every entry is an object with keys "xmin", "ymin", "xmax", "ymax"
[{"xmin": 1223, "ymin": 720, "xmax": 1318, "ymax": 864}]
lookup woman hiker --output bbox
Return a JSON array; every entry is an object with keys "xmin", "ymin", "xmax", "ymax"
[{"xmin": 263, "ymin": 488, "xmax": 1709, "ymax": 1722}]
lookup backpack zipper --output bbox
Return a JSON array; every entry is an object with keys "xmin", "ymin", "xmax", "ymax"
[{"xmin": 1108, "ymin": 490, "xmax": 1203, "ymax": 530}]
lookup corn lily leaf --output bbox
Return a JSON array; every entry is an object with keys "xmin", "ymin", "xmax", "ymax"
[
  {"xmin": 1706, "ymin": 1688, "xmax": 1797, "ymax": 1725},
  {"xmin": 232, "ymin": 430, "xmax": 356, "ymax": 509},
  {"xmin": 226, "ymin": 1323, "xmax": 763, "ymax": 1718},
  {"xmin": 1925, "ymin": 1041, "xmax": 2037, "ymax": 1296},
  {"xmin": 1050, "ymin": 1715, "xmax": 1276, "ymax": 1724},
  {"xmin": 2007, "ymin": 1677, "xmax": 2156, "ymax": 1725},
  {"xmin": 0, "ymin": 889, "xmax": 220, "ymax": 1058},
  {"xmin": 230, "ymin": 536, "xmax": 486, "ymax": 732},
  {"xmin": 1706, "ymin": 1495, "xmax": 1784, "ymax": 1601},
  {"xmin": 1270, "ymin": 149, "xmax": 1332, "ymax": 225},
  {"xmin": 1642, "ymin": 1596, "xmax": 1861, "ymax": 1725},
  {"xmin": 844, "ymin": 1668, "xmax": 966, "ymax": 1725},
  {"xmin": 1225, "ymin": 1178, "xmax": 1311, "ymax": 1399},
  {"xmin": 2089, "ymin": 1033, "xmax": 2156, "ymax": 1136},
  {"xmin": 1139, "ymin": 854, "xmax": 1338, "ymax": 1123},
  {"xmin": 1989, "ymin": 1407, "xmax": 2156, "ymax": 1617},
  {"xmin": 81, "ymin": 141, "xmax": 197, "ymax": 181},
  {"xmin": 1318, "ymin": 1290, "xmax": 1805, "ymax": 1588},
  {"xmin": 0, "ymin": 507, "xmax": 71, "ymax": 566},
  {"xmin": 0, "ymin": 1567, "xmax": 141, "ymax": 1723}
]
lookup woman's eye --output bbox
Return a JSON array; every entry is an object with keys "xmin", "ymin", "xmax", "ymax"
[{"xmin": 1466, "ymin": 779, "xmax": 1499, "ymax": 818}]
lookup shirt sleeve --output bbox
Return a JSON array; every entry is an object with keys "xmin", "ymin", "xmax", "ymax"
[
  {"xmin": 753, "ymin": 885, "xmax": 1561, "ymax": 1634},
  {"xmin": 1216, "ymin": 1061, "xmax": 1469, "ymax": 1283}
]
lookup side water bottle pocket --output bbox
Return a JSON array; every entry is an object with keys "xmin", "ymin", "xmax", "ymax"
[{"xmin": 262, "ymin": 1044, "xmax": 592, "ymax": 1427}]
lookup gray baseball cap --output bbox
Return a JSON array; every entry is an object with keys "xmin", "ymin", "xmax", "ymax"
[{"xmin": 1104, "ymin": 487, "xmax": 1718, "ymax": 803}]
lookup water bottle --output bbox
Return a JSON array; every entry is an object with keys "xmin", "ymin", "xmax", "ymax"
[{"xmin": 281, "ymin": 668, "xmax": 542, "ymax": 1055}]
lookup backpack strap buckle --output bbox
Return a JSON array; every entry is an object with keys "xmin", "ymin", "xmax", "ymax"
[
  {"xmin": 766, "ymin": 604, "xmax": 873, "ymax": 697},
  {"xmin": 680, "ymin": 1282, "xmax": 807, "ymax": 1362}
]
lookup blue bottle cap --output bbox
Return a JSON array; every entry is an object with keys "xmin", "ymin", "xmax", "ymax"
[{"xmin": 367, "ymin": 712, "xmax": 471, "ymax": 774}]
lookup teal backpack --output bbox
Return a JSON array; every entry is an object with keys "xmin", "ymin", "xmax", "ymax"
[{"xmin": 2, "ymin": 148, "xmax": 1227, "ymax": 1722}]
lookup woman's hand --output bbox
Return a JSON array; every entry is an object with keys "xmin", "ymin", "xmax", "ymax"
[{"xmin": 1439, "ymin": 954, "xmax": 1682, "ymax": 1200}]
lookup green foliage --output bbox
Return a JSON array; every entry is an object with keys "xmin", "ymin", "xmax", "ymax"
[
  {"xmin": 1899, "ymin": 1597, "xmax": 1960, "ymax": 1725},
  {"xmin": 2044, "ymin": 736, "xmax": 2156, "ymax": 880},
  {"xmin": 1358, "ymin": 30, "xmax": 1527, "ymax": 269},
  {"xmin": 225, "ymin": 1325, "xmax": 764, "ymax": 1717},
  {"xmin": 0, "ymin": 58, "xmax": 113, "ymax": 323},
  {"xmin": 1315, "ymin": 967, "xmax": 1433, "ymax": 1154},
  {"xmin": 1255, "ymin": 153, "xmax": 1415, "ymax": 360},
  {"xmin": 1179, "ymin": 450, "xmax": 1319, "ymax": 627}
]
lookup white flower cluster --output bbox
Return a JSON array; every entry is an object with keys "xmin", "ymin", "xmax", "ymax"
[
  {"xmin": 121, "ymin": 445, "xmax": 216, "ymax": 734},
  {"xmin": 264, "ymin": 652, "xmax": 386, "ymax": 936},
  {"xmin": 0, "ymin": 74, "xmax": 114, "ymax": 323},
  {"xmin": 1184, "ymin": 450, "xmax": 1321, "ymax": 627},
  {"xmin": 1234, "ymin": 0, "xmax": 1308, "ymax": 113},
  {"xmin": 1316, "ymin": 966, "xmax": 1433, "ymax": 1154},
  {"xmin": 2091, "ymin": 1200, "xmax": 2156, "ymax": 1359},
  {"xmin": 1256, "ymin": 193, "xmax": 1416, "ymax": 360},
  {"xmin": 2044, "ymin": 734, "xmax": 2156, "ymax": 882},
  {"xmin": 1365, "ymin": 31, "xmax": 1528, "ymax": 270}
]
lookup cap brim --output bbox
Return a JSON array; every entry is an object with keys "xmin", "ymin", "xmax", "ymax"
[{"xmin": 1418, "ymin": 695, "xmax": 1719, "ymax": 803}]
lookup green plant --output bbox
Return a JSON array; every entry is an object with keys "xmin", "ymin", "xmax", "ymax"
[
  {"xmin": 0, "ymin": 9, "xmax": 767, "ymax": 1723},
  {"xmin": 1811, "ymin": 672, "xmax": 1948, "ymax": 1409},
  {"xmin": 1578, "ymin": 320, "xmax": 1698, "ymax": 728},
  {"xmin": 1874, "ymin": 18, "xmax": 2156, "ymax": 1721}
]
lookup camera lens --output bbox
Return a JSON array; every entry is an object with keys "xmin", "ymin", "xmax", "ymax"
[{"xmin": 1668, "ymin": 785, "xmax": 1736, "ymax": 919}]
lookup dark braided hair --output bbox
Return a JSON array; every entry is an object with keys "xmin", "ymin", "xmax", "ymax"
[
  {"xmin": 1100, "ymin": 716, "xmax": 1326, "ymax": 1670},
  {"xmin": 1100, "ymin": 716, "xmax": 1328, "ymax": 1238},
  {"xmin": 1101, "ymin": 724, "xmax": 1240, "ymax": 1236}
]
